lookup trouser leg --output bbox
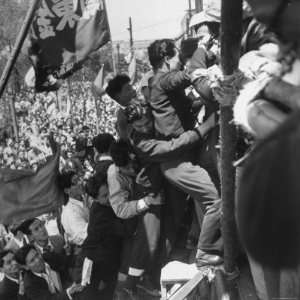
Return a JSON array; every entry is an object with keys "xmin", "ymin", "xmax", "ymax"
[
  {"xmin": 161, "ymin": 159, "xmax": 222, "ymax": 254},
  {"xmin": 128, "ymin": 206, "xmax": 161, "ymax": 276}
]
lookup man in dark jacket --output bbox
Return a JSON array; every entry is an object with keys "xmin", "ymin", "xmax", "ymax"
[
  {"xmin": 146, "ymin": 39, "xmax": 223, "ymax": 266},
  {"xmin": 15, "ymin": 245, "xmax": 84, "ymax": 300},
  {"xmin": 124, "ymin": 99, "xmax": 223, "ymax": 267}
]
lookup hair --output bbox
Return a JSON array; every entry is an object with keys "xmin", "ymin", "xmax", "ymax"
[
  {"xmin": 148, "ymin": 39, "xmax": 176, "ymax": 69},
  {"xmin": 110, "ymin": 140, "xmax": 131, "ymax": 167},
  {"xmin": 105, "ymin": 74, "xmax": 131, "ymax": 100},
  {"xmin": 75, "ymin": 137, "xmax": 87, "ymax": 152},
  {"xmin": 0, "ymin": 250, "xmax": 13, "ymax": 268},
  {"xmin": 57, "ymin": 170, "xmax": 76, "ymax": 189},
  {"xmin": 194, "ymin": 22, "xmax": 220, "ymax": 39},
  {"xmin": 92, "ymin": 133, "xmax": 115, "ymax": 154},
  {"xmin": 124, "ymin": 102, "xmax": 151, "ymax": 124},
  {"xmin": 15, "ymin": 245, "xmax": 36, "ymax": 266},
  {"xmin": 17, "ymin": 218, "xmax": 39, "ymax": 236},
  {"xmin": 180, "ymin": 38, "xmax": 199, "ymax": 63},
  {"xmin": 85, "ymin": 170, "xmax": 109, "ymax": 198}
]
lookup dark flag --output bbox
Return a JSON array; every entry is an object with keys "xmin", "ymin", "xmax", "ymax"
[
  {"xmin": 29, "ymin": 0, "xmax": 110, "ymax": 92},
  {"xmin": 0, "ymin": 150, "xmax": 64, "ymax": 224}
]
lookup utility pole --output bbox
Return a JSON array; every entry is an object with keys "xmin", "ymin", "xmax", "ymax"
[
  {"xmin": 195, "ymin": 0, "xmax": 203, "ymax": 13},
  {"xmin": 128, "ymin": 17, "xmax": 134, "ymax": 51}
]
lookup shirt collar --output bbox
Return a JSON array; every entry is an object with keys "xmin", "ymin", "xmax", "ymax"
[
  {"xmin": 35, "ymin": 239, "xmax": 53, "ymax": 253},
  {"xmin": 99, "ymin": 155, "xmax": 112, "ymax": 161},
  {"xmin": 5, "ymin": 274, "xmax": 19, "ymax": 284}
]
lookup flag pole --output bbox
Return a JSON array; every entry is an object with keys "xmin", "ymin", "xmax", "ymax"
[
  {"xmin": 0, "ymin": 0, "xmax": 40, "ymax": 142},
  {"xmin": 0, "ymin": 0, "xmax": 40, "ymax": 99},
  {"xmin": 103, "ymin": 0, "xmax": 117, "ymax": 75},
  {"xmin": 220, "ymin": 0, "xmax": 243, "ymax": 275}
]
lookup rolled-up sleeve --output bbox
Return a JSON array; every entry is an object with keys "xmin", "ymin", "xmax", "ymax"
[
  {"xmin": 107, "ymin": 165, "xmax": 140, "ymax": 219},
  {"xmin": 132, "ymin": 130, "xmax": 201, "ymax": 163},
  {"xmin": 160, "ymin": 70, "xmax": 191, "ymax": 91}
]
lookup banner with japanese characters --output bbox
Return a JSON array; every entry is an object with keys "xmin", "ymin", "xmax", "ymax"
[{"xmin": 29, "ymin": 0, "xmax": 110, "ymax": 92}]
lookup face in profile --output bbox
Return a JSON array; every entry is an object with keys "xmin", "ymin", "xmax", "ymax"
[{"xmin": 167, "ymin": 48, "xmax": 183, "ymax": 71}]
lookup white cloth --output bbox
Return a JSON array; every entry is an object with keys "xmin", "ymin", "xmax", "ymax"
[
  {"xmin": 81, "ymin": 258, "xmax": 93, "ymax": 287},
  {"xmin": 61, "ymin": 198, "xmax": 89, "ymax": 246}
]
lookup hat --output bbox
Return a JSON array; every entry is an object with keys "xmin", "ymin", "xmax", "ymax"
[
  {"xmin": 189, "ymin": 10, "xmax": 220, "ymax": 28},
  {"xmin": 189, "ymin": 0, "xmax": 252, "ymax": 28}
]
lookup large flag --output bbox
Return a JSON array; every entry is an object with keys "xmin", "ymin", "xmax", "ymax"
[
  {"xmin": 29, "ymin": 0, "xmax": 110, "ymax": 92},
  {"xmin": 0, "ymin": 149, "xmax": 64, "ymax": 225}
]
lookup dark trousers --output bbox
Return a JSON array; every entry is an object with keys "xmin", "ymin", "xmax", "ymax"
[
  {"xmin": 160, "ymin": 155, "xmax": 222, "ymax": 254},
  {"xmin": 121, "ymin": 206, "xmax": 161, "ymax": 276}
]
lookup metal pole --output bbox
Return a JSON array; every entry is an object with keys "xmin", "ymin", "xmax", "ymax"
[
  {"xmin": 220, "ymin": 0, "xmax": 243, "ymax": 274},
  {"xmin": 0, "ymin": 0, "xmax": 40, "ymax": 98}
]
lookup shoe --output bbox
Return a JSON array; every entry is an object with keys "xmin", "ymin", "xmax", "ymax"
[
  {"xmin": 136, "ymin": 277, "xmax": 161, "ymax": 297},
  {"xmin": 196, "ymin": 251, "xmax": 223, "ymax": 268}
]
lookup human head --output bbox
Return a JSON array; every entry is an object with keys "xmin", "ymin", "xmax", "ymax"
[
  {"xmin": 85, "ymin": 174, "xmax": 110, "ymax": 205},
  {"xmin": 124, "ymin": 102, "xmax": 154, "ymax": 134},
  {"xmin": 75, "ymin": 137, "xmax": 87, "ymax": 158},
  {"xmin": 18, "ymin": 218, "xmax": 48, "ymax": 245},
  {"xmin": 15, "ymin": 245, "xmax": 45, "ymax": 273},
  {"xmin": 0, "ymin": 250, "xmax": 20, "ymax": 278},
  {"xmin": 92, "ymin": 133, "xmax": 115, "ymax": 156},
  {"xmin": 246, "ymin": 0, "xmax": 300, "ymax": 43},
  {"xmin": 106, "ymin": 74, "xmax": 136, "ymax": 106},
  {"xmin": 148, "ymin": 39, "xmax": 182, "ymax": 71},
  {"xmin": 110, "ymin": 140, "xmax": 131, "ymax": 167}
]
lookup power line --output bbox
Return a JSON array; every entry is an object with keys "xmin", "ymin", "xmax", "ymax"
[{"xmin": 111, "ymin": 17, "xmax": 181, "ymax": 39}]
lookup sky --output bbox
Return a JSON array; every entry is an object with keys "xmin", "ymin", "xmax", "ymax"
[{"xmin": 106, "ymin": 0, "xmax": 190, "ymax": 41}]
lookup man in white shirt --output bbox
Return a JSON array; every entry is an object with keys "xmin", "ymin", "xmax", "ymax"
[{"xmin": 61, "ymin": 198, "xmax": 89, "ymax": 247}]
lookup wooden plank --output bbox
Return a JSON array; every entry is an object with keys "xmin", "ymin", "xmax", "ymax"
[{"xmin": 169, "ymin": 271, "xmax": 206, "ymax": 300}]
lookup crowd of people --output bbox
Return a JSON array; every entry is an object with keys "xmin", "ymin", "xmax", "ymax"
[
  {"xmin": 0, "ymin": 81, "xmax": 119, "ymax": 171},
  {"xmin": 2, "ymin": 0, "xmax": 300, "ymax": 299}
]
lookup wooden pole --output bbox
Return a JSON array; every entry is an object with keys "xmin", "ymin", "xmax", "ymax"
[
  {"xmin": 116, "ymin": 43, "xmax": 120, "ymax": 72},
  {"xmin": 0, "ymin": 0, "xmax": 40, "ymax": 98},
  {"xmin": 220, "ymin": 0, "xmax": 243, "ymax": 274},
  {"xmin": 195, "ymin": 0, "xmax": 203, "ymax": 13},
  {"xmin": 10, "ymin": 92, "xmax": 19, "ymax": 142},
  {"xmin": 103, "ymin": 0, "xmax": 116, "ymax": 75}
]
